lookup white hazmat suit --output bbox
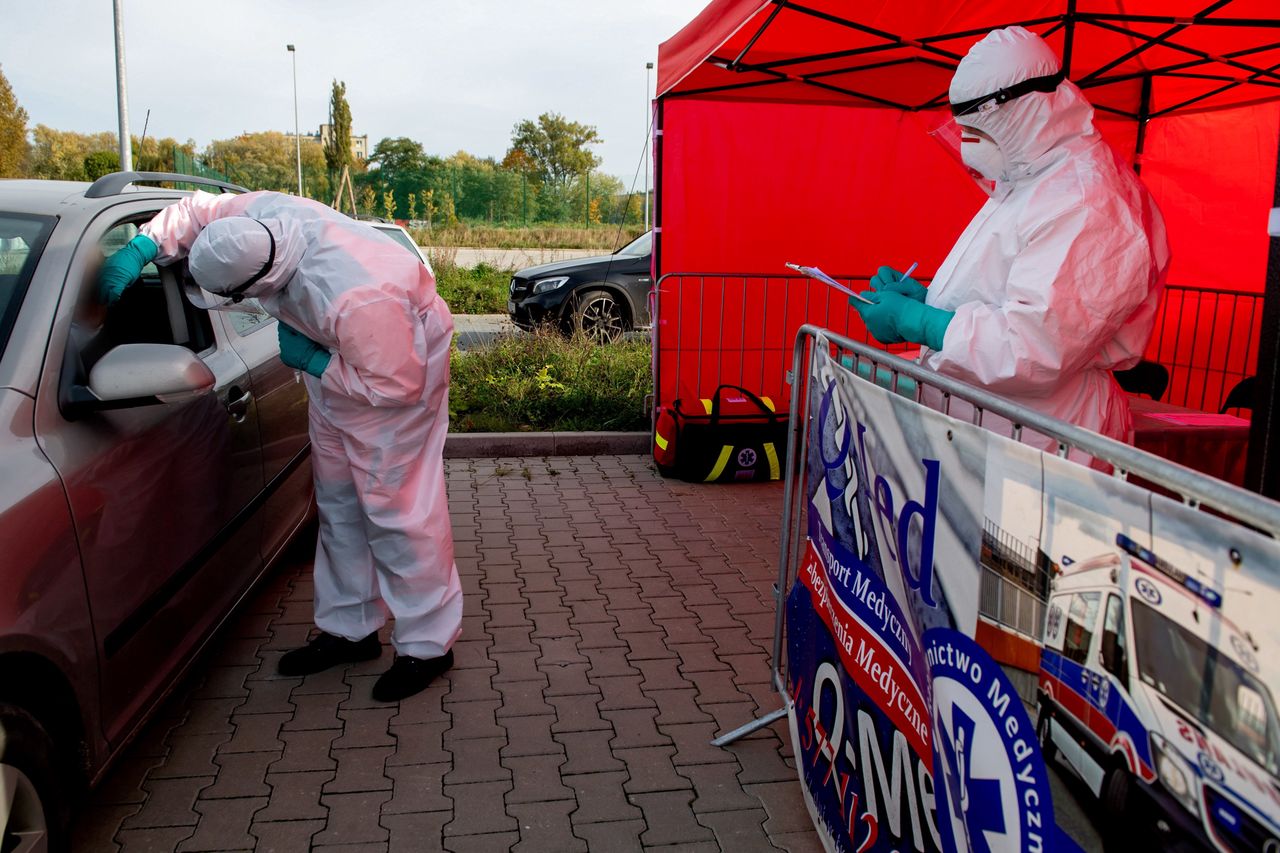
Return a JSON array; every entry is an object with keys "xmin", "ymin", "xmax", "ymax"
[
  {"xmin": 924, "ymin": 26, "xmax": 1170, "ymax": 447},
  {"xmin": 142, "ymin": 191, "xmax": 462, "ymax": 659}
]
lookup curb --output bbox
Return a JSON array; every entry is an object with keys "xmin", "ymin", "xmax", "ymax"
[{"xmin": 444, "ymin": 431, "xmax": 650, "ymax": 458}]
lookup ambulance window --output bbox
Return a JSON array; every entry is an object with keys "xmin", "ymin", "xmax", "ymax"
[
  {"xmin": 1063, "ymin": 592, "xmax": 1100, "ymax": 664},
  {"xmin": 1100, "ymin": 595, "xmax": 1127, "ymax": 687}
]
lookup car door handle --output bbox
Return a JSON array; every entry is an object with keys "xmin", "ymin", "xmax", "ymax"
[{"xmin": 226, "ymin": 386, "xmax": 253, "ymax": 421}]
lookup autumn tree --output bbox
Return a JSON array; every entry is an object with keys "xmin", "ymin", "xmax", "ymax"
[
  {"xmin": 0, "ymin": 65, "xmax": 29, "ymax": 178},
  {"xmin": 204, "ymin": 131, "xmax": 328, "ymax": 199},
  {"xmin": 505, "ymin": 113, "xmax": 601, "ymax": 192}
]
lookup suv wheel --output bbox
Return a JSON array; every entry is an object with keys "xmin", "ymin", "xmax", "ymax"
[
  {"xmin": 0, "ymin": 703, "xmax": 66, "ymax": 853},
  {"xmin": 572, "ymin": 289, "xmax": 626, "ymax": 343},
  {"xmin": 1036, "ymin": 705, "xmax": 1057, "ymax": 765}
]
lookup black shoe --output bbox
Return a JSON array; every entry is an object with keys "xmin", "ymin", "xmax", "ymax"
[
  {"xmin": 371, "ymin": 651, "xmax": 454, "ymax": 702},
  {"xmin": 277, "ymin": 631, "xmax": 382, "ymax": 676}
]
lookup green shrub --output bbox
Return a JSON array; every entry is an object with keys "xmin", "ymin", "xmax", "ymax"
[
  {"xmin": 449, "ymin": 329, "xmax": 650, "ymax": 433},
  {"xmin": 434, "ymin": 262, "xmax": 512, "ymax": 315}
]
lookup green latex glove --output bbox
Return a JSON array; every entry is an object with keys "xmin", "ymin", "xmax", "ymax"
[
  {"xmin": 871, "ymin": 264, "xmax": 927, "ymax": 302},
  {"xmin": 97, "ymin": 233, "xmax": 158, "ymax": 304},
  {"xmin": 852, "ymin": 290, "xmax": 954, "ymax": 351},
  {"xmin": 278, "ymin": 322, "xmax": 332, "ymax": 378}
]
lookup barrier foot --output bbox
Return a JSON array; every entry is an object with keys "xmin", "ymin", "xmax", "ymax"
[{"xmin": 710, "ymin": 706, "xmax": 787, "ymax": 748}]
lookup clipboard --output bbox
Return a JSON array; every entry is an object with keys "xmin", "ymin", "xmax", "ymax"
[{"xmin": 785, "ymin": 263, "xmax": 874, "ymax": 304}]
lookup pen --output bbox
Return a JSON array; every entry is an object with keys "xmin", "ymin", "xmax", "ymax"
[{"xmin": 897, "ymin": 262, "xmax": 919, "ymax": 285}]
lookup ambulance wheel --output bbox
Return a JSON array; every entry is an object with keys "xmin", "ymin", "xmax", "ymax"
[
  {"xmin": 0, "ymin": 703, "xmax": 67, "ymax": 853},
  {"xmin": 1101, "ymin": 763, "xmax": 1131, "ymax": 819},
  {"xmin": 1036, "ymin": 705, "xmax": 1057, "ymax": 764},
  {"xmin": 572, "ymin": 290, "xmax": 626, "ymax": 343}
]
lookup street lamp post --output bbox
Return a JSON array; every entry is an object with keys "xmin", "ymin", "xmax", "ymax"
[
  {"xmin": 287, "ymin": 44, "xmax": 302, "ymax": 196},
  {"xmin": 113, "ymin": 0, "xmax": 132, "ymax": 172},
  {"xmin": 644, "ymin": 61, "xmax": 653, "ymax": 231}
]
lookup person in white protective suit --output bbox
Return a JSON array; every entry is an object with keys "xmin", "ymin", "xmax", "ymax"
[
  {"xmin": 852, "ymin": 26, "xmax": 1170, "ymax": 451},
  {"xmin": 97, "ymin": 191, "xmax": 462, "ymax": 701}
]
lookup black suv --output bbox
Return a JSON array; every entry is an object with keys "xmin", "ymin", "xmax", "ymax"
[{"xmin": 507, "ymin": 231, "xmax": 651, "ymax": 342}]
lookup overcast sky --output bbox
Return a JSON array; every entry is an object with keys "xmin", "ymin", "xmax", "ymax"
[{"xmin": 1, "ymin": 0, "xmax": 705, "ymax": 181}]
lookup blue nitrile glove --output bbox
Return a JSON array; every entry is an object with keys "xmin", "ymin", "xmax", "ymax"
[
  {"xmin": 278, "ymin": 322, "xmax": 332, "ymax": 378},
  {"xmin": 97, "ymin": 233, "xmax": 158, "ymax": 304},
  {"xmin": 871, "ymin": 264, "xmax": 927, "ymax": 302},
  {"xmin": 852, "ymin": 290, "xmax": 954, "ymax": 351}
]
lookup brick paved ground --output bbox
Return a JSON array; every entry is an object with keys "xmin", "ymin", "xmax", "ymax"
[{"xmin": 72, "ymin": 455, "xmax": 820, "ymax": 853}]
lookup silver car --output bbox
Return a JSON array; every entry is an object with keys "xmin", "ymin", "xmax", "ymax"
[{"xmin": 0, "ymin": 172, "xmax": 312, "ymax": 851}]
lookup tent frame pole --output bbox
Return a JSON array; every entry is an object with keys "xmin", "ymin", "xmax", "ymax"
[{"xmin": 1247, "ymin": 142, "xmax": 1280, "ymax": 498}]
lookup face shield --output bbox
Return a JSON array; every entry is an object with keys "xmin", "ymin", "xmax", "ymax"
[{"xmin": 184, "ymin": 218, "xmax": 278, "ymax": 310}]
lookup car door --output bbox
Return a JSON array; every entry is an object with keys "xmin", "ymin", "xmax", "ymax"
[
  {"xmin": 216, "ymin": 302, "xmax": 312, "ymax": 562},
  {"xmin": 33, "ymin": 200, "xmax": 265, "ymax": 744}
]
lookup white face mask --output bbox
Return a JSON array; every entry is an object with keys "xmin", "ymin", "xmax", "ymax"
[{"xmin": 960, "ymin": 134, "xmax": 1007, "ymax": 183}]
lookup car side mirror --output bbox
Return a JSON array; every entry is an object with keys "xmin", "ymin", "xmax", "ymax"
[{"xmin": 63, "ymin": 343, "xmax": 215, "ymax": 417}]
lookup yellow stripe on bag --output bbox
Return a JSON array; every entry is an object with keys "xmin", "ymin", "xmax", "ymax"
[
  {"xmin": 764, "ymin": 442, "xmax": 781, "ymax": 480},
  {"xmin": 706, "ymin": 445, "xmax": 734, "ymax": 481},
  {"xmin": 761, "ymin": 396, "xmax": 776, "ymax": 412},
  {"xmin": 654, "ymin": 431, "xmax": 669, "ymax": 451},
  {"xmin": 701, "ymin": 399, "xmax": 713, "ymax": 414}
]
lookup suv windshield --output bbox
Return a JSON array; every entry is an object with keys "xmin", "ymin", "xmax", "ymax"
[
  {"xmin": 0, "ymin": 213, "xmax": 56, "ymax": 359},
  {"xmin": 615, "ymin": 231, "xmax": 651, "ymax": 257},
  {"xmin": 1132, "ymin": 600, "xmax": 1280, "ymax": 775}
]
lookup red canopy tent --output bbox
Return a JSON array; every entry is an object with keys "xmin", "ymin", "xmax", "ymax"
[{"xmin": 652, "ymin": 0, "xmax": 1280, "ymax": 494}]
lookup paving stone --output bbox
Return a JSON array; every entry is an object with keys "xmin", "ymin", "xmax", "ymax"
[
  {"xmin": 568, "ymin": 599, "xmax": 614, "ymax": 626},
  {"xmin": 288, "ymin": 665, "xmax": 355, "ymax": 696},
  {"xmin": 374, "ymin": 814, "xmax": 448, "ymax": 853},
  {"xmin": 493, "ymin": 678, "xmax": 554, "ymax": 718},
  {"xmin": 313, "ymin": 791, "xmax": 393, "ymax": 846},
  {"xmin": 443, "ymin": 781, "xmax": 517, "ymax": 836},
  {"xmin": 270, "ymin": 729, "xmax": 339, "ymax": 773},
  {"xmin": 602, "ymin": 708, "xmax": 670, "ymax": 749},
  {"xmin": 176, "ymin": 697, "xmax": 243, "ymax": 736},
  {"xmin": 695, "ymin": 807, "xmax": 782, "ymax": 851},
  {"xmin": 71, "ymin": 804, "xmax": 135, "ymax": 853},
  {"xmin": 256, "ymin": 770, "xmax": 333, "ymax": 822},
  {"xmin": 386, "ymin": 722, "xmax": 449, "ymax": 766},
  {"xmin": 383, "ymin": 763, "xmax": 451, "ymax": 815},
  {"xmin": 443, "ymin": 736, "xmax": 510, "ymax": 784},
  {"xmin": 509, "ymin": 799, "xmax": 586, "ymax": 853},
  {"xmin": 767, "ymin": 830, "xmax": 826, "ymax": 852},
  {"xmin": 503, "ymin": 753, "xmax": 573, "ymax": 804},
  {"xmin": 324, "ymin": 746, "xmax": 394, "ymax": 793},
  {"xmin": 618, "ymin": 630, "xmax": 678, "ymax": 661},
  {"xmin": 332, "ymin": 707, "xmax": 396, "ymax": 750},
  {"xmin": 683, "ymin": 762, "xmax": 766, "ymax": 813},
  {"xmin": 445, "ymin": 699, "xmax": 504, "ymax": 740},
  {"xmin": 633, "ymin": 658, "xmax": 688, "ymax": 693},
  {"xmin": 237, "ymin": 678, "xmax": 302, "ymax": 715},
  {"xmin": 251, "ymin": 818, "xmax": 325, "ymax": 851},
  {"xmin": 92, "ymin": 754, "xmax": 165, "ymax": 805},
  {"xmin": 389, "ymin": 683, "xmax": 450, "ymax": 725},
  {"xmin": 443, "ymin": 832, "xmax": 522, "ymax": 853},
  {"xmin": 444, "ymin": 667, "xmax": 500, "ymax": 704},
  {"xmin": 547, "ymin": 695, "xmax": 609, "ymax": 734},
  {"xmin": 282, "ymin": 693, "xmax": 346, "ymax": 730},
  {"xmin": 561, "ymin": 772, "xmax": 642, "ymax": 824},
  {"xmin": 647, "ymin": 688, "xmax": 715, "ymax": 726},
  {"xmin": 222, "ymin": 712, "xmax": 290, "ymax": 754},
  {"xmin": 745, "ymin": 781, "xmax": 818, "ymax": 835},
  {"xmin": 114, "ymin": 826, "xmax": 197, "ymax": 852},
  {"xmin": 150, "ymin": 734, "xmax": 228, "ymax": 779},
  {"xmin": 203, "ymin": 751, "xmax": 278, "ymax": 799},
  {"xmin": 719, "ymin": 651, "xmax": 775, "ymax": 685},
  {"xmin": 733, "ymin": 736, "xmax": 797, "ymax": 785},
  {"xmin": 582, "ymin": 647, "xmax": 639, "ymax": 679},
  {"xmin": 489, "ymin": 650, "xmax": 541, "ymax": 684},
  {"xmin": 662, "ymin": 722, "xmax": 740, "ymax": 766},
  {"xmin": 177, "ymin": 795, "xmax": 268, "ymax": 851},
  {"xmin": 573, "ymin": 621, "xmax": 628, "ymax": 650},
  {"xmin": 693, "ymin": 669, "xmax": 754, "ymax": 706},
  {"xmin": 554, "ymin": 730, "xmax": 625, "ymax": 775},
  {"xmin": 592, "ymin": 675, "xmax": 655, "ymax": 712},
  {"xmin": 614, "ymin": 745, "xmax": 690, "ymax": 794},
  {"xmin": 571, "ymin": 819, "xmax": 646, "ymax": 853},
  {"xmin": 540, "ymin": 662, "xmax": 599, "ymax": 698},
  {"xmin": 499, "ymin": 714, "xmax": 563, "ymax": 758},
  {"xmin": 122, "ymin": 776, "xmax": 212, "ymax": 829},
  {"xmin": 633, "ymin": 790, "xmax": 716, "ymax": 846},
  {"xmin": 450, "ymin": 639, "xmax": 495, "ymax": 671},
  {"xmin": 312, "ymin": 844, "xmax": 387, "ymax": 853}
]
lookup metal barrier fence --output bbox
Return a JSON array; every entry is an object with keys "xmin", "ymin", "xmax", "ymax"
[
  {"xmin": 654, "ymin": 273, "xmax": 1263, "ymax": 417},
  {"xmin": 713, "ymin": 323, "xmax": 1280, "ymax": 747},
  {"xmin": 979, "ymin": 565, "xmax": 1048, "ymax": 640}
]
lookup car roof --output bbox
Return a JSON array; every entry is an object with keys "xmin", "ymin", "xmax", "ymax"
[{"xmin": 0, "ymin": 179, "xmax": 191, "ymax": 217}]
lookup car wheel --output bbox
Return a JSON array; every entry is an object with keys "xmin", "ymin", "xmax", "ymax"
[
  {"xmin": 1036, "ymin": 705, "xmax": 1057, "ymax": 765},
  {"xmin": 0, "ymin": 703, "xmax": 66, "ymax": 853},
  {"xmin": 573, "ymin": 289, "xmax": 626, "ymax": 343},
  {"xmin": 1101, "ymin": 762, "xmax": 1130, "ymax": 819}
]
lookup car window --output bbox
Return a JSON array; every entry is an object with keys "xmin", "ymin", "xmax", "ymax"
[
  {"xmin": 615, "ymin": 231, "xmax": 651, "ymax": 257},
  {"xmin": 68, "ymin": 217, "xmax": 216, "ymax": 384},
  {"xmin": 1100, "ymin": 594, "xmax": 1127, "ymax": 686},
  {"xmin": 1062, "ymin": 592, "xmax": 1100, "ymax": 664},
  {"xmin": 378, "ymin": 226, "xmax": 419, "ymax": 257},
  {"xmin": 223, "ymin": 298, "xmax": 277, "ymax": 337},
  {"xmin": 0, "ymin": 212, "xmax": 56, "ymax": 360}
]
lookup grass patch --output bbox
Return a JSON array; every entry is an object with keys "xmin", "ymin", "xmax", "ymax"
[
  {"xmin": 434, "ymin": 261, "xmax": 512, "ymax": 315},
  {"xmin": 412, "ymin": 223, "xmax": 643, "ymax": 251},
  {"xmin": 449, "ymin": 329, "xmax": 650, "ymax": 433}
]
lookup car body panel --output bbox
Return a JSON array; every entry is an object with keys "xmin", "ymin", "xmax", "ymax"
[{"xmin": 508, "ymin": 239, "xmax": 653, "ymax": 331}]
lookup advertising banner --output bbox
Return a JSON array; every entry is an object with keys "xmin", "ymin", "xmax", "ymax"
[{"xmin": 786, "ymin": 345, "xmax": 1280, "ymax": 853}]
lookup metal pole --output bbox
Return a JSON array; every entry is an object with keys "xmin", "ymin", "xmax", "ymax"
[
  {"xmin": 112, "ymin": 0, "xmax": 132, "ymax": 172},
  {"xmin": 288, "ymin": 44, "xmax": 302, "ymax": 196},
  {"xmin": 1246, "ymin": 142, "xmax": 1280, "ymax": 498},
  {"xmin": 644, "ymin": 61, "xmax": 653, "ymax": 231}
]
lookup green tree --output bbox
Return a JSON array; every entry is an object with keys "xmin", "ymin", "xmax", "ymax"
[
  {"xmin": 0, "ymin": 65, "xmax": 29, "ymax": 178},
  {"xmin": 382, "ymin": 190, "xmax": 396, "ymax": 221},
  {"xmin": 27, "ymin": 126, "xmax": 116, "ymax": 180},
  {"xmin": 324, "ymin": 79, "xmax": 353, "ymax": 180},
  {"xmin": 83, "ymin": 149, "xmax": 120, "ymax": 181},
  {"xmin": 367, "ymin": 137, "xmax": 428, "ymax": 181},
  {"xmin": 361, "ymin": 185, "xmax": 376, "ymax": 216},
  {"xmin": 407, "ymin": 192, "xmax": 417, "ymax": 222},
  {"xmin": 505, "ymin": 113, "xmax": 602, "ymax": 193}
]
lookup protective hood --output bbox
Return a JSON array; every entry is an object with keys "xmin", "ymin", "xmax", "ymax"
[
  {"xmin": 949, "ymin": 26, "xmax": 1098, "ymax": 186},
  {"xmin": 185, "ymin": 215, "xmax": 305, "ymax": 309}
]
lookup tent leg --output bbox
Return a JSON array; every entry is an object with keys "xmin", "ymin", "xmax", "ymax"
[
  {"xmin": 1247, "ymin": 136, "xmax": 1280, "ymax": 498},
  {"xmin": 710, "ymin": 706, "xmax": 788, "ymax": 747}
]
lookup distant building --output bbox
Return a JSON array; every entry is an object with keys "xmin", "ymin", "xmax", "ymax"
[{"xmin": 319, "ymin": 124, "xmax": 369, "ymax": 162}]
